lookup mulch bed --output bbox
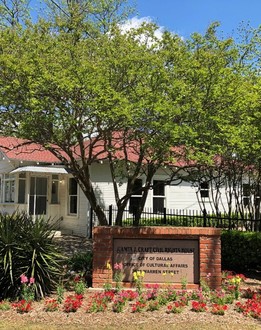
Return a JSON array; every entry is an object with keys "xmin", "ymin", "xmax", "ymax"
[{"xmin": 1, "ymin": 276, "xmax": 260, "ymax": 330}]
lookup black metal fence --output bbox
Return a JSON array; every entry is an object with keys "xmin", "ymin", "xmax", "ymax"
[{"xmin": 91, "ymin": 205, "xmax": 261, "ymax": 232}]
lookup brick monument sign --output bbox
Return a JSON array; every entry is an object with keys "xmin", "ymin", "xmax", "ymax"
[{"xmin": 92, "ymin": 227, "xmax": 222, "ymax": 290}]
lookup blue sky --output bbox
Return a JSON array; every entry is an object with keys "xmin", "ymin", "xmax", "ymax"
[
  {"xmin": 134, "ymin": 0, "xmax": 261, "ymax": 38},
  {"xmin": 29, "ymin": 0, "xmax": 261, "ymax": 39}
]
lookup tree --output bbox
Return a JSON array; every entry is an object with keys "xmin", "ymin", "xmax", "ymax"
[
  {"xmin": 0, "ymin": 4, "xmax": 194, "ymax": 225},
  {"xmin": 0, "ymin": 7, "xmax": 260, "ymax": 225},
  {"xmin": 43, "ymin": 0, "xmax": 134, "ymax": 36},
  {"xmin": 0, "ymin": 0, "xmax": 31, "ymax": 27}
]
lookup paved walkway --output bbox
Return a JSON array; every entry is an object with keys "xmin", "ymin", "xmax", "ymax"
[{"xmin": 54, "ymin": 235, "xmax": 93, "ymax": 257}]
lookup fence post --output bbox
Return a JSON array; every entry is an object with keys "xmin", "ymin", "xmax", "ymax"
[
  {"xmin": 109, "ymin": 205, "xmax": 112, "ymax": 226},
  {"xmin": 133, "ymin": 207, "xmax": 139, "ymax": 226},
  {"xmin": 163, "ymin": 208, "xmax": 167, "ymax": 225},
  {"xmin": 228, "ymin": 213, "xmax": 232, "ymax": 230},
  {"xmin": 203, "ymin": 209, "xmax": 207, "ymax": 227}
]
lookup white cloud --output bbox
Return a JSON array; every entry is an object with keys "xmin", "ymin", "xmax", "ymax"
[{"xmin": 120, "ymin": 16, "xmax": 165, "ymax": 40}]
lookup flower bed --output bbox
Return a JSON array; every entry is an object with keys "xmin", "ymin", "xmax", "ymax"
[{"xmin": 0, "ymin": 271, "xmax": 260, "ymax": 329}]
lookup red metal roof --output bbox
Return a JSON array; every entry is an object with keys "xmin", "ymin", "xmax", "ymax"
[
  {"xmin": 0, "ymin": 137, "xmax": 61, "ymax": 163},
  {"xmin": 0, "ymin": 134, "xmax": 192, "ymax": 167},
  {"xmin": 73, "ymin": 131, "xmax": 191, "ymax": 166}
]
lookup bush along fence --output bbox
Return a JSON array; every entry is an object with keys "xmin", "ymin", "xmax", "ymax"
[
  {"xmin": 90, "ymin": 206, "xmax": 261, "ymax": 232},
  {"xmin": 221, "ymin": 230, "xmax": 261, "ymax": 272}
]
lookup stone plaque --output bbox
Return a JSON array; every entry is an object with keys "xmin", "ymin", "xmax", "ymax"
[{"xmin": 113, "ymin": 239, "xmax": 199, "ymax": 283}]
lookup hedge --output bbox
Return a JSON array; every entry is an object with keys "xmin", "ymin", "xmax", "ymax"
[{"xmin": 221, "ymin": 230, "xmax": 261, "ymax": 272}]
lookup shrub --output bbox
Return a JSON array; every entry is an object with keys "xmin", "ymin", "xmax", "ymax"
[
  {"xmin": 66, "ymin": 252, "xmax": 93, "ymax": 274},
  {"xmin": 0, "ymin": 212, "xmax": 64, "ymax": 300},
  {"xmin": 221, "ymin": 231, "xmax": 261, "ymax": 271},
  {"xmin": 65, "ymin": 252, "xmax": 93, "ymax": 287}
]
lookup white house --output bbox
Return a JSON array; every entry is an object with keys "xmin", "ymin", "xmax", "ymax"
[{"xmin": 0, "ymin": 136, "xmax": 229, "ymax": 237}]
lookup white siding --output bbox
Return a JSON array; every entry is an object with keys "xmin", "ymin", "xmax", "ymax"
[
  {"xmin": 0, "ymin": 159, "xmax": 15, "ymax": 174},
  {"xmin": 58, "ymin": 176, "xmax": 91, "ymax": 237},
  {"xmin": 89, "ymin": 163, "xmax": 231, "ymax": 214},
  {"xmin": 0, "ymin": 158, "xmax": 235, "ymax": 237},
  {"xmin": 167, "ymin": 182, "xmax": 200, "ymax": 211}
]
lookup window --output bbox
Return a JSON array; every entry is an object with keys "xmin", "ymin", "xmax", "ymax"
[
  {"xmin": 153, "ymin": 180, "xmax": 165, "ymax": 213},
  {"xmin": 29, "ymin": 177, "xmax": 48, "ymax": 215},
  {"xmin": 68, "ymin": 178, "xmax": 78, "ymax": 215},
  {"xmin": 51, "ymin": 175, "xmax": 59, "ymax": 204},
  {"xmin": 129, "ymin": 179, "xmax": 142, "ymax": 213},
  {"xmin": 4, "ymin": 174, "xmax": 15, "ymax": 203},
  {"xmin": 200, "ymin": 182, "xmax": 209, "ymax": 198},
  {"xmin": 243, "ymin": 184, "xmax": 251, "ymax": 207},
  {"xmin": 18, "ymin": 173, "xmax": 26, "ymax": 203}
]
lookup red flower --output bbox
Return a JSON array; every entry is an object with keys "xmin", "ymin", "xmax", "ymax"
[
  {"xmin": 211, "ymin": 303, "xmax": 228, "ymax": 315},
  {"xmin": 235, "ymin": 296, "xmax": 261, "ymax": 318},
  {"xmin": 191, "ymin": 301, "xmax": 207, "ymax": 312},
  {"xmin": 131, "ymin": 301, "xmax": 146, "ymax": 313},
  {"xmin": 63, "ymin": 294, "xmax": 82, "ymax": 313},
  {"xmin": 12, "ymin": 300, "xmax": 32, "ymax": 313},
  {"xmin": 44, "ymin": 299, "xmax": 59, "ymax": 312}
]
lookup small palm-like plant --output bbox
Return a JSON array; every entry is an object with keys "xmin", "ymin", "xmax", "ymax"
[
  {"xmin": 0, "ymin": 213, "xmax": 26, "ymax": 299},
  {"xmin": 22, "ymin": 216, "xmax": 65, "ymax": 299},
  {"xmin": 0, "ymin": 212, "xmax": 64, "ymax": 300}
]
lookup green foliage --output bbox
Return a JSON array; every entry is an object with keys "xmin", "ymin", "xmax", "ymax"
[
  {"xmin": 56, "ymin": 283, "xmax": 65, "ymax": 304},
  {"xmin": 20, "ymin": 275, "xmax": 36, "ymax": 301},
  {"xmin": 0, "ymin": 212, "xmax": 64, "ymax": 300},
  {"xmin": 0, "ymin": 300, "xmax": 11, "ymax": 310},
  {"xmin": 0, "ymin": 2, "xmax": 261, "ymax": 226},
  {"xmin": 0, "ymin": 13, "xmax": 206, "ymax": 226},
  {"xmin": 66, "ymin": 252, "xmax": 93, "ymax": 274},
  {"xmin": 221, "ymin": 231, "xmax": 261, "ymax": 271},
  {"xmin": 0, "ymin": 0, "xmax": 30, "ymax": 27},
  {"xmin": 65, "ymin": 252, "xmax": 93, "ymax": 286},
  {"xmin": 0, "ymin": 213, "xmax": 25, "ymax": 298}
]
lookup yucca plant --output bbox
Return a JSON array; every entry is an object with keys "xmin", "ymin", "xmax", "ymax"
[
  {"xmin": 0, "ymin": 213, "xmax": 26, "ymax": 299},
  {"xmin": 23, "ymin": 216, "xmax": 65, "ymax": 299},
  {"xmin": 0, "ymin": 212, "xmax": 64, "ymax": 300}
]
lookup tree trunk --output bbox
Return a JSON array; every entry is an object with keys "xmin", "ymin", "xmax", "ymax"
[
  {"xmin": 115, "ymin": 204, "xmax": 126, "ymax": 226},
  {"xmin": 78, "ymin": 179, "xmax": 108, "ymax": 226},
  {"xmin": 93, "ymin": 204, "xmax": 108, "ymax": 226}
]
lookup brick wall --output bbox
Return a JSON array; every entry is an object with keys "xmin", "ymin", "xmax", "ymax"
[{"xmin": 92, "ymin": 227, "xmax": 222, "ymax": 290}]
